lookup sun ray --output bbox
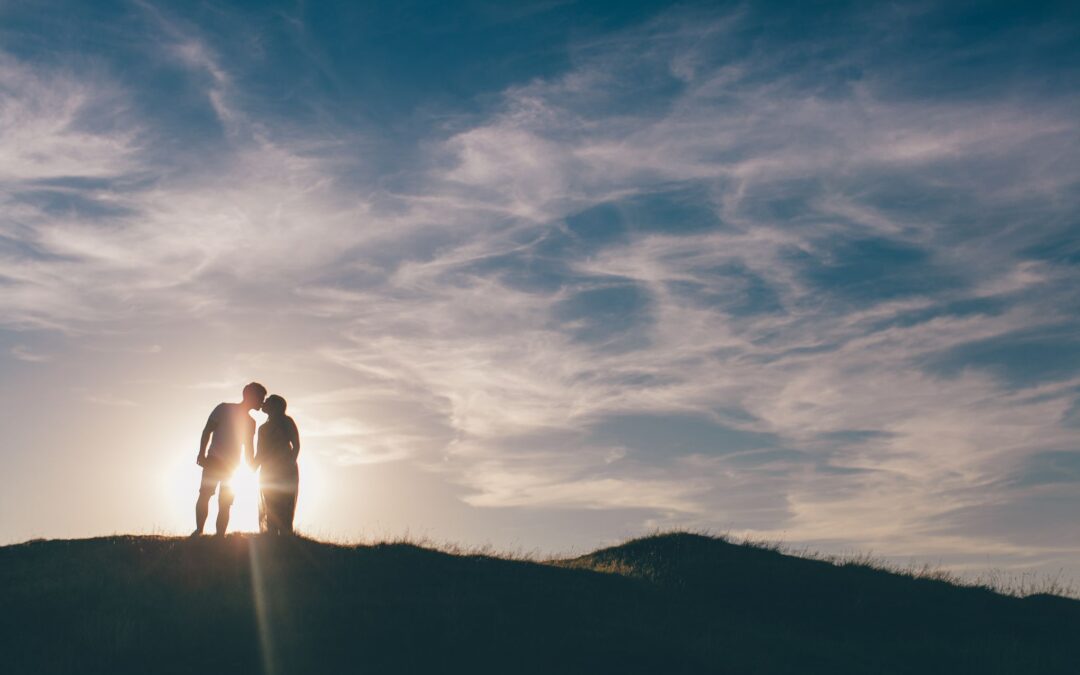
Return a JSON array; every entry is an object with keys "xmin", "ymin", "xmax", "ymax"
[{"xmin": 228, "ymin": 466, "xmax": 262, "ymax": 533}]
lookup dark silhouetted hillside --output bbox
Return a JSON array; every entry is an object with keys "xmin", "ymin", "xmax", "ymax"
[{"xmin": 2, "ymin": 532, "xmax": 1078, "ymax": 674}]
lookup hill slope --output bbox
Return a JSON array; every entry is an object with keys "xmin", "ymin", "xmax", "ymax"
[{"xmin": 1, "ymin": 533, "xmax": 1078, "ymax": 674}]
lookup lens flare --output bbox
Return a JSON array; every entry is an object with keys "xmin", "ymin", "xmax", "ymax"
[{"xmin": 227, "ymin": 466, "xmax": 262, "ymax": 533}]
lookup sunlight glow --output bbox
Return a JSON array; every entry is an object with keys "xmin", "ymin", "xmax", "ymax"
[
  {"xmin": 158, "ymin": 404, "xmax": 329, "ymax": 538},
  {"xmin": 228, "ymin": 466, "xmax": 262, "ymax": 533}
]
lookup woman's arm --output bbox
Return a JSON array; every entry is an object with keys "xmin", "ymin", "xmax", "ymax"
[{"xmin": 288, "ymin": 417, "xmax": 300, "ymax": 463}]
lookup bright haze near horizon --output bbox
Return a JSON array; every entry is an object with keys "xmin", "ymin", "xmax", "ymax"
[{"xmin": 2, "ymin": 1, "xmax": 1079, "ymax": 580}]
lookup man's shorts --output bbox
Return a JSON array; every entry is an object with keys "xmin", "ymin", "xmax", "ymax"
[{"xmin": 199, "ymin": 457, "xmax": 236, "ymax": 505}]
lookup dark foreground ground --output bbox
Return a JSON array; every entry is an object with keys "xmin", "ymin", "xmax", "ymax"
[{"xmin": 1, "ymin": 532, "xmax": 1078, "ymax": 674}]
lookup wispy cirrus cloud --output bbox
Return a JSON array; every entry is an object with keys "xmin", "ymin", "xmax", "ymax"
[
  {"xmin": 301, "ymin": 6, "xmax": 1080, "ymax": 561},
  {"xmin": 1, "ymin": 1, "xmax": 1078, "ymax": 572},
  {"xmin": 9, "ymin": 344, "xmax": 51, "ymax": 362}
]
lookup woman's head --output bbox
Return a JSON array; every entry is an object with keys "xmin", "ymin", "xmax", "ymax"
[{"xmin": 263, "ymin": 394, "xmax": 287, "ymax": 417}]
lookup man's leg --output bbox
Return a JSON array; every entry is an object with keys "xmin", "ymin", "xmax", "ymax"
[
  {"xmin": 194, "ymin": 471, "xmax": 215, "ymax": 535},
  {"xmin": 215, "ymin": 484, "xmax": 234, "ymax": 536},
  {"xmin": 194, "ymin": 491, "xmax": 211, "ymax": 534}
]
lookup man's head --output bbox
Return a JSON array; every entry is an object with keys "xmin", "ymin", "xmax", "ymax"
[{"xmin": 242, "ymin": 382, "xmax": 268, "ymax": 410}]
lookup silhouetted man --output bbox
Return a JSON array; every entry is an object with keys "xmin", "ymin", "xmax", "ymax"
[{"xmin": 193, "ymin": 382, "xmax": 267, "ymax": 537}]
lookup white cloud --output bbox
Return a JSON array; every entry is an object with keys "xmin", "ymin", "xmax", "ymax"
[
  {"xmin": 298, "ymin": 11, "xmax": 1080, "ymax": 558},
  {"xmin": 2, "ymin": 3, "xmax": 1079, "ymax": 575},
  {"xmin": 10, "ymin": 345, "xmax": 51, "ymax": 362},
  {"xmin": 0, "ymin": 57, "xmax": 137, "ymax": 183},
  {"xmin": 85, "ymin": 393, "xmax": 138, "ymax": 407}
]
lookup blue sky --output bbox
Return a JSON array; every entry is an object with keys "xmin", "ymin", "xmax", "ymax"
[{"xmin": 2, "ymin": 0, "xmax": 1080, "ymax": 579}]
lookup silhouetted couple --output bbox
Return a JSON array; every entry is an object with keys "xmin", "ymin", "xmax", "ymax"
[{"xmin": 192, "ymin": 382, "xmax": 300, "ymax": 537}]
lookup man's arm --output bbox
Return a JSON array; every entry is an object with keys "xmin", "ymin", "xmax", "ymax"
[
  {"xmin": 197, "ymin": 423, "xmax": 213, "ymax": 466},
  {"xmin": 197, "ymin": 406, "xmax": 219, "ymax": 466}
]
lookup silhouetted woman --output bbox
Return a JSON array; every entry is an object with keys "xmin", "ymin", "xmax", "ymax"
[{"xmin": 255, "ymin": 394, "xmax": 300, "ymax": 535}]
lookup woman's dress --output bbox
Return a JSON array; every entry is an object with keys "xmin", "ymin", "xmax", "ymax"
[{"xmin": 257, "ymin": 416, "xmax": 299, "ymax": 534}]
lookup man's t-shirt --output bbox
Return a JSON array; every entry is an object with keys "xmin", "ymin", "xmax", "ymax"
[{"xmin": 205, "ymin": 403, "xmax": 255, "ymax": 467}]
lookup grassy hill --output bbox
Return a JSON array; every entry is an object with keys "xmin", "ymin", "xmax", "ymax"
[{"xmin": 2, "ymin": 532, "xmax": 1078, "ymax": 674}]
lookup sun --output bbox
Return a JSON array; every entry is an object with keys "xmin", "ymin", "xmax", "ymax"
[
  {"xmin": 160, "ymin": 419, "xmax": 324, "ymax": 536},
  {"xmin": 226, "ymin": 464, "xmax": 262, "ymax": 533}
]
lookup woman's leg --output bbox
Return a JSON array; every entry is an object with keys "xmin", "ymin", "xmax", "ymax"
[
  {"xmin": 284, "ymin": 467, "xmax": 299, "ymax": 534},
  {"xmin": 262, "ymin": 467, "xmax": 283, "ymax": 534},
  {"xmin": 264, "ymin": 490, "xmax": 279, "ymax": 534},
  {"xmin": 258, "ymin": 488, "xmax": 270, "ymax": 533}
]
